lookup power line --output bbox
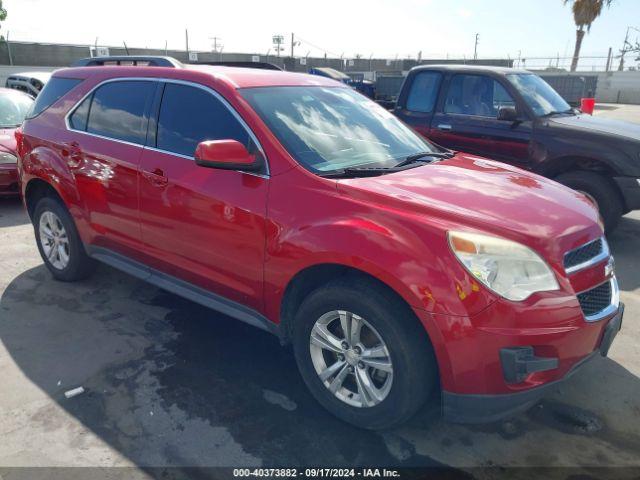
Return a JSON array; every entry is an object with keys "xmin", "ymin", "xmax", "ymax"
[{"xmin": 294, "ymin": 35, "xmax": 342, "ymax": 58}]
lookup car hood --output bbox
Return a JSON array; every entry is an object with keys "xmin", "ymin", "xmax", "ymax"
[
  {"xmin": 337, "ymin": 153, "xmax": 602, "ymax": 261},
  {"xmin": 0, "ymin": 128, "xmax": 17, "ymax": 155},
  {"xmin": 549, "ymin": 113, "xmax": 640, "ymax": 142}
]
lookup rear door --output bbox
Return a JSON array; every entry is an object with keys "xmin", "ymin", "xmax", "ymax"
[
  {"xmin": 66, "ymin": 79, "xmax": 157, "ymax": 256},
  {"xmin": 137, "ymin": 81, "xmax": 268, "ymax": 312},
  {"xmin": 429, "ymin": 73, "xmax": 531, "ymax": 166},
  {"xmin": 394, "ymin": 70, "xmax": 443, "ymax": 138}
]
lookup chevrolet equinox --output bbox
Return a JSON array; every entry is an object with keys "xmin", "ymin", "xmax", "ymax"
[{"xmin": 17, "ymin": 57, "xmax": 623, "ymax": 429}]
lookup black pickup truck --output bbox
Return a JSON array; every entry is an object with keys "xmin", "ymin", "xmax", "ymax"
[{"xmin": 394, "ymin": 65, "xmax": 640, "ymax": 231}]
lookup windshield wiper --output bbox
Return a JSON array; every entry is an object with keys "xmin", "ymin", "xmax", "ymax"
[
  {"xmin": 318, "ymin": 163, "xmax": 431, "ymax": 179},
  {"xmin": 393, "ymin": 150, "xmax": 455, "ymax": 168},
  {"xmin": 541, "ymin": 109, "xmax": 576, "ymax": 118}
]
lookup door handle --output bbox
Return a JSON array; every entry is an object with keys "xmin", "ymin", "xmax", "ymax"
[
  {"xmin": 143, "ymin": 168, "xmax": 168, "ymax": 187},
  {"xmin": 437, "ymin": 124, "xmax": 452, "ymax": 131}
]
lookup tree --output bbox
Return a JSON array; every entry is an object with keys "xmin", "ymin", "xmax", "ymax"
[
  {"xmin": 0, "ymin": 1, "xmax": 6, "ymax": 41},
  {"xmin": 564, "ymin": 0, "xmax": 613, "ymax": 71}
]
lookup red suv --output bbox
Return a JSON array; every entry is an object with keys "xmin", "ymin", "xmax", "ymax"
[{"xmin": 17, "ymin": 57, "xmax": 623, "ymax": 429}]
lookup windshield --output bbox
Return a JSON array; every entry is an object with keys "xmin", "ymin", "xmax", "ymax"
[
  {"xmin": 240, "ymin": 86, "xmax": 436, "ymax": 173},
  {"xmin": 0, "ymin": 92, "xmax": 33, "ymax": 127},
  {"xmin": 507, "ymin": 73, "xmax": 571, "ymax": 117}
]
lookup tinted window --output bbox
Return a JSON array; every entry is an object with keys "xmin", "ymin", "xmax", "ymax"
[
  {"xmin": 406, "ymin": 72, "xmax": 441, "ymax": 113},
  {"xmin": 69, "ymin": 95, "xmax": 90, "ymax": 131},
  {"xmin": 157, "ymin": 83, "xmax": 250, "ymax": 157},
  {"xmin": 444, "ymin": 74, "xmax": 515, "ymax": 117},
  {"xmin": 27, "ymin": 77, "xmax": 82, "ymax": 119},
  {"xmin": 87, "ymin": 81, "xmax": 155, "ymax": 144}
]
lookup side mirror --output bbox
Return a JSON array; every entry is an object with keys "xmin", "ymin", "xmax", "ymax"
[
  {"xmin": 497, "ymin": 106, "xmax": 518, "ymax": 122},
  {"xmin": 194, "ymin": 139, "xmax": 261, "ymax": 171}
]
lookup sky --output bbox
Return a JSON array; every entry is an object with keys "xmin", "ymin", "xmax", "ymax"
[{"xmin": 3, "ymin": 0, "xmax": 639, "ymax": 68}]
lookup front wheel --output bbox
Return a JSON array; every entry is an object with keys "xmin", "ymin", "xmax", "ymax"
[
  {"xmin": 555, "ymin": 171, "xmax": 623, "ymax": 233},
  {"xmin": 292, "ymin": 278, "xmax": 438, "ymax": 430}
]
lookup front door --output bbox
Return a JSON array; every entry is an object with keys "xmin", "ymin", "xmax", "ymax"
[
  {"xmin": 138, "ymin": 82, "xmax": 268, "ymax": 312},
  {"xmin": 429, "ymin": 74, "xmax": 531, "ymax": 167}
]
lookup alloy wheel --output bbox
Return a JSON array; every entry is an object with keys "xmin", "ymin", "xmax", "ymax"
[
  {"xmin": 39, "ymin": 211, "xmax": 70, "ymax": 270},
  {"xmin": 309, "ymin": 310, "xmax": 393, "ymax": 408}
]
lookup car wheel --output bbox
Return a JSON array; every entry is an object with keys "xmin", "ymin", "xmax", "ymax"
[
  {"xmin": 292, "ymin": 277, "xmax": 438, "ymax": 430},
  {"xmin": 33, "ymin": 197, "xmax": 96, "ymax": 281},
  {"xmin": 555, "ymin": 171, "xmax": 623, "ymax": 233}
]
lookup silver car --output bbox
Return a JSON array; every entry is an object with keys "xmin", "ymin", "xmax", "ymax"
[{"xmin": 5, "ymin": 71, "xmax": 52, "ymax": 97}]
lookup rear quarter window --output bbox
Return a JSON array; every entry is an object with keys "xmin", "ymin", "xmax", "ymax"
[{"xmin": 26, "ymin": 77, "xmax": 83, "ymax": 119}]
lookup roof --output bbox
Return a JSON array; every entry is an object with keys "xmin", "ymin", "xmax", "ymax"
[
  {"xmin": 52, "ymin": 64, "xmax": 343, "ymax": 89},
  {"xmin": 411, "ymin": 64, "xmax": 530, "ymax": 75}
]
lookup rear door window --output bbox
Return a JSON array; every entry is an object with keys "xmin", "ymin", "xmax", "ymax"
[
  {"xmin": 405, "ymin": 71, "xmax": 442, "ymax": 113},
  {"xmin": 156, "ymin": 83, "xmax": 250, "ymax": 157},
  {"xmin": 85, "ymin": 80, "xmax": 156, "ymax": 144},
  {"xmin": 27, "ymin": 77, "xmax": 83, "ymax": 119}
]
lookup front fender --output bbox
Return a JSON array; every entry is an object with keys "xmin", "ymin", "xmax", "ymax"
[{"xmin": 263, "ymin": 170, "xmax": 496, "ymax": 324}]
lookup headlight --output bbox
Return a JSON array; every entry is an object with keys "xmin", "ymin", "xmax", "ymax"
[
  {"xmin": 448, "ymin": 231, "xmax": 559, "ymax": 301},
  {"xmin": 0, "ymin": 152, "xmax": 17, "ymax": 164}
]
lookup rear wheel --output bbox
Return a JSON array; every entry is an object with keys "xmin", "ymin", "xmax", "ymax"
[
  {"xmin": 292, "ymin": 277, "xmax": 438, "ymax": 430},
  {"xmin": 33, "ymin": 197, "xmax": 96, "ymax": 281},
  {"xmin": 555, "ymin": 170, "xmax": 623, "ymax": 233}
]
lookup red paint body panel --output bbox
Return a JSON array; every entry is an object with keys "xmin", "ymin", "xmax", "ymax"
[
  {"xmin": 18, "ymin": 65, "xmax": 616, "ymax": 400},
  {"xmin": 0, "ymin": 128, "xmax": 19, "ymax": 195}
]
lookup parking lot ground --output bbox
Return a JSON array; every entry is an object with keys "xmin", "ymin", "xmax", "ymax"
[
  {"xmin": 1, "ymin": 108, "xmax": 640, "ymax": 478},
  {"xmin": 595, "ymin": 103, "xmax": 640, "ymax": 123}
]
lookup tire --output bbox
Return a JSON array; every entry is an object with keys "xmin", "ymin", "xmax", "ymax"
[
  {"xmin": 33, "ymin": 196, "xmax": 96, "ymax": 281},
  {"xmin": 555, "ymin": 171, "xmax": 624, "ymax": 233},
  {"xmin": 292, "ymin": 276, "xmax": 438, "ymax": 430}
]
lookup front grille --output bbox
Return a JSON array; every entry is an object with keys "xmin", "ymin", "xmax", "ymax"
[
  {"xmin": 577, "ymin": 281, "xmax": 612, "ymax": 318},
  {"xmin": 564, "ymin": 238, "xmax": 604, "ymax": 271}
]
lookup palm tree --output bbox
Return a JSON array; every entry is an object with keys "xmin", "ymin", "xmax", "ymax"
[{"xmin": 564, "ymin": 0, "xmax": 613, "ymax": 71}]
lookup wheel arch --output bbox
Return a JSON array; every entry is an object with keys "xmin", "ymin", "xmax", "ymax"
[
  {"xmin": 279, "ymin": 263, "xmax": 439, "ymax": 350},
  {"xmin": 537, "ymin": 154, "xmax": 619, "ymax": 179},
  {"xmin": 24, "ymin": 178, "xmax": 67, "ymax": 220}
]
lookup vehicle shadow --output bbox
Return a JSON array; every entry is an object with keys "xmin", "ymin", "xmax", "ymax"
[
  {"xmin": 0, "ymin": 197, "xmax": 29, "ymax": 228},
  {"xmin": 1, "ymin": 261, "xmax": 639, "ymax": 471},
  {"xmin": 0, "ymin": 264, "xmax": 459, "ymax": 471}
]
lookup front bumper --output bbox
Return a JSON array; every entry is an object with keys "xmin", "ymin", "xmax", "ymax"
[
  {"xmin": 613, "ymin": 176, "xmax": 640, "ymax": 211},
  {"xmin": 442, "ymin": 303, "xmax": 624, "ymax": 423}
]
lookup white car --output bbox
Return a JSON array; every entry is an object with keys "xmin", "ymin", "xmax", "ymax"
[{"xmin": 5, "ymin": 71, "xmax": 52, "ymax": 97}]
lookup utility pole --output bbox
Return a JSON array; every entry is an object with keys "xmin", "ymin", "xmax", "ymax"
[
  {"xmin": 6, "ymin": 31, "xmax": 12, "ymax": 66},
  {"xmin": 619, "ymin": 26, "xmax": 640, "ymax": 71},
  {"xmin": 209, "ymin": 36, "xmax": 223, "ymax": 53},
  {"xmin": 291, "ymin": 33, "xmax": 295, "ymax": 58},
  {"xmin": 473, "ymin": 33, "xmax": 479, "ymax": 60},
  {"xmin": 185, "ymin": 29, "xmax": 189, "ymax": 57},
  {"xmin": 605, "ymin": 47, "xmax": 612, "ymax": 71}
]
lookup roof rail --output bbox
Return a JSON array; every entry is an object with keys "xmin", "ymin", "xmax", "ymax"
[
  {"xmin": 192, "ymin": 61, "xmax": 282, "ymax": 71},
  {"xmin": 72, "ymin": 56, "xmax": 182, "ymax": 68}
]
